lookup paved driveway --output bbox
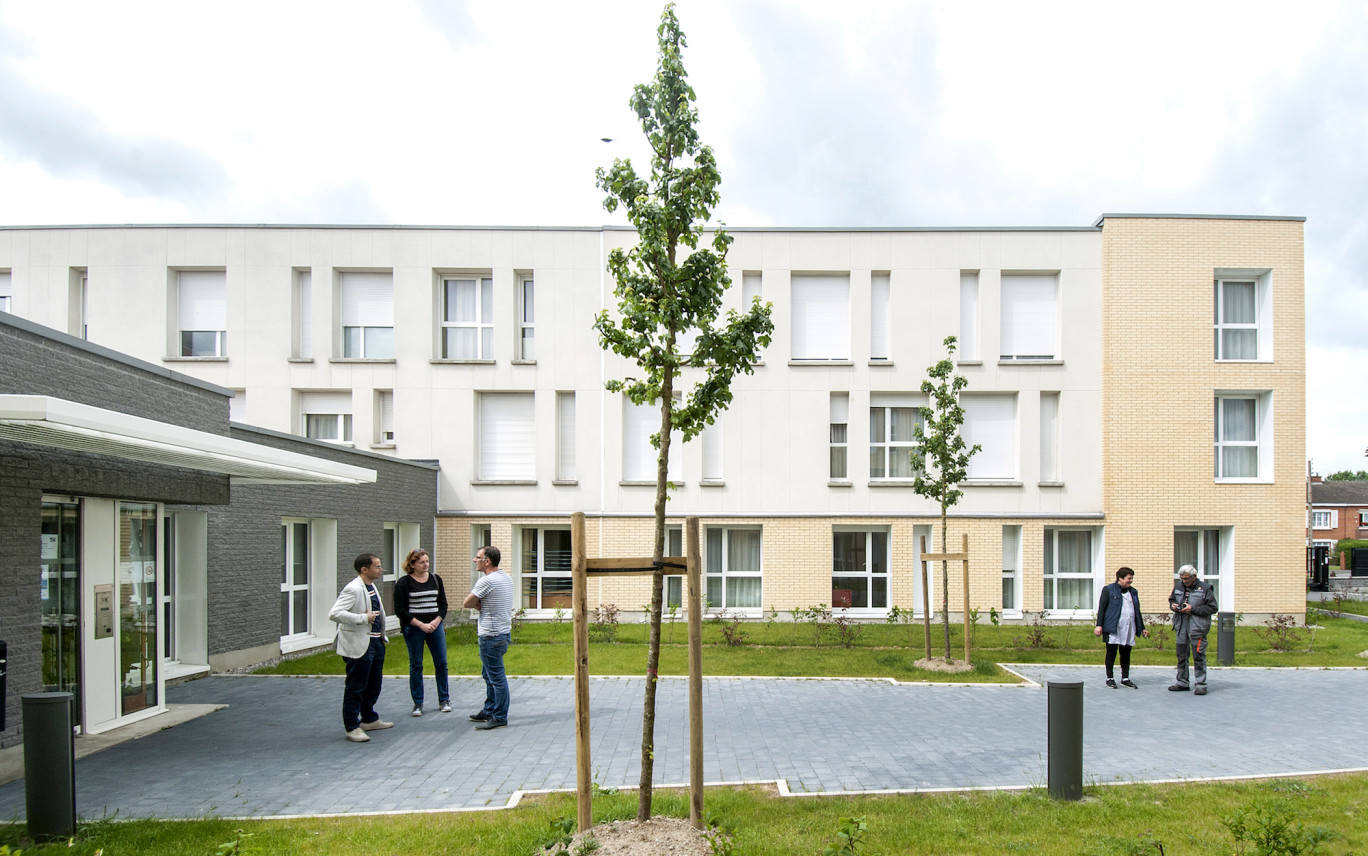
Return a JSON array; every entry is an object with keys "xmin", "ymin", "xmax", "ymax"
[{"xmin": 1, "ymin": 666, "xmax": 1365, "ymax": 820}]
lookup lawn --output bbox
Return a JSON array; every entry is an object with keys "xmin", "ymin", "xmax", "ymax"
[
  {"xmin": 1311, "ymin": 597, "xmax": 1368, "ymax": 617},
  {"xmin": 4, "ymin": 774, "xmax": 1365, "ymax": 855},
  {"xmin": 255, "ymin": 612, "xmax": 1368, "ymax": 682}
]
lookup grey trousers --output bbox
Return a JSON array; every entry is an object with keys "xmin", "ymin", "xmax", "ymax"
[{"xmin": 1174, "ymin": 631, "xmax": 1208, "ymax": 688}]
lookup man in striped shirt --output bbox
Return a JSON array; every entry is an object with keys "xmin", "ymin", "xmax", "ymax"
[{"xmin": 463, "ymin": 545, "xmax": 514, "ymax": 729}]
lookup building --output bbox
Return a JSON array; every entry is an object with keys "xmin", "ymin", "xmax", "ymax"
[
  {"xmin": 0, "ymin": 215, "xmax": 1306, "ymax": 647},
  {"xmin": 1310, "ymin": 478, "xmax": 1368, "ymax": 551},
  {"xmin": 1, "ymin": 311, "xmax": 437, "ymax": 745}
]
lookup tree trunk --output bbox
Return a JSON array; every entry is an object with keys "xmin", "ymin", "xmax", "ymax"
[
  {"xmin": 941, "ymin": 507, "xmax": 951, "ymax": 661},
  {"xmin": 637, "ymin": 367, "xmax": 674, "ymax": 821}
]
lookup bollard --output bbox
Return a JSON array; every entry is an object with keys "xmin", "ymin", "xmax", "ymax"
[
  {"xmin": 1217, "ymin": 611, "xmax": 1236, "ymax": 666},
  {"xmin": 23, "ymin": 692, "xmax": 76, "ymax": 841},
  {"xmin": 1047, "ymin": 681, "xmax": 1083, "ymax": 801}
]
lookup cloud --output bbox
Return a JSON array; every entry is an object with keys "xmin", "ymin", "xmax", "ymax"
[{"xmin": 412, "ymin": 0, "xmax": 483, "ymax": 52}]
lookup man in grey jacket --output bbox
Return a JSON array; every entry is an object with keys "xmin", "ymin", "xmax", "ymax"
[{"xmin": 1168, "ymin": 564, "xmax": 1218, "ymax": 695}]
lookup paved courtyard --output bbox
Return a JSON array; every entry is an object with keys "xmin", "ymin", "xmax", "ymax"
[{"xmin": 1, "ymin": 666, "xmax": 1365, "ymax": 820}]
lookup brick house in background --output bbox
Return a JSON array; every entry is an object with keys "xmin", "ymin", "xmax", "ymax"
[{"xmin": 1310, "ymin": 477, "xmax": 1368, "ymax": 551}]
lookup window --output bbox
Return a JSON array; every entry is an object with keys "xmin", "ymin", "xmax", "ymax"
[
  {"xmin": 518, "ymin": 276, "xmax": 535, "ymax": 360},
  {"xmin": 1214, "ymin": 274, "xmax": 1271, "ymax": 361},
  {"xmin": 177, "ymin": 270, "xmax": 227, "ymax": 357},
  {"xmin": 520, "ymin": 527, "xmax": 572, "ymax": 610},
  {"xmin": 742, "ymin": 272, "xmax": 762, "ymax": 307},
  {"xmin": 1174, "ymin": 528, "xmax": 1223, "ymax": 604},
  {"xmin": 280, "ymin": 520, "xmax": 311, "ymax": 639},
  {"xmin": 705, "ymin": 527, "xmax": 762, "ymax": 610},
  {"xmin": 870, "ymin": 273, "xmax": 890, "ymax": 361},
  {"xmin": 1311, "ymin": 510, "xmax": 1336, "ymax": 529},
  {"xmin": 830, "ymin": 393, "xmax": 849, "ymax": 480},
  {"xmin": 1000, "ymin": 273, "xmax": 1056, "ymax": 360},
  {"xmin": 666, "ymin": 526, "xmax": 685, "ymax": 608},
  {"xmin": 1043, "ymin": 528, "xmax": 1096, "ymax": 612},
  {"xmin": 381, "ymin": 524, "xmax": 400, "ymax": 614},
  {"xmin": 70, "ymin": 269, "xmax": 87, "ymax": 339},
  {"xmin": 701, "ymin": 420, "xmax": 723, "ymax": 482},
  {"xmin": 1215, "ymin": 393, "xmax": 1270, "ymax": 480},
  {"xmin": 869, "ymin": 395, "xmax": 924, "ymax": 479},
  {"xmin": 1040, "ymin": 392, "xmax": 1060, "ymax": 482},
  {"xmin": 471, "ymin": 524, "xmax": 492, "ymax": 590},
  {"xmin": 339, "ymin": 272, "xmax": 394, "ymax": 359},
  {"xmin": 376, "ymin": 390, "xmax": 395, "ymax": 444},
  {"xmin": 229, "ymin": 390, "xmax": 246, "ymax": 423},
  {"xmin": 478, "ymin": 392, "xmax": 535, "ymax": 481},
  {"xmin": 832, "ymin": 529, "xmax": 888, "ymax": 610},
  {"xmin": 441, "ymin": 276, "xmax": 493, "ymax": 359},
  {"xmin": 300, "ymin": 391, "xmax": 352, "ymax": 442},
  {"xmin": 959, "ymin": 272, "xmax": 979, "ymax": 360},
  {"xmin": 556, "ymin": 392, "xmax": 576, "ymax": 481},
  {"xmin": 295, "ymin": 270, "xmax": 312, "ymax": 359},
  {"xmin": 1360, "ymin": 510, "xmax": 1368, "ymax": 526},
  {"xmin": 791, "ymin": 274, "xmax": 849, "ymax": 361},
  {"xmin": 623, "ymin": 395, "xmax": 682, "ymax": 483},
  {"xmin": 963, "ymin": 395, "xmax": 1017, "ymax": 480},
  {"xmin": 0, "ymin": 270, "xmax": 11, "ymax": 313},
  {"xmin": 1001, "ymin": 525, "xmax": 1021, "ymax": 612}
]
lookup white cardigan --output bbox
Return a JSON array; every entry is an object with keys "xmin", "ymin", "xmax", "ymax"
[{"xmin": 329, "ymin": 575, "xmax": 387, "ymax": 658}]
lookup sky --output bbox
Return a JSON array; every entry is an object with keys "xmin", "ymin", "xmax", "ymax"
[{"xmin": 1, "ymin": 0, "xmax": 1364, "ymax": 475}]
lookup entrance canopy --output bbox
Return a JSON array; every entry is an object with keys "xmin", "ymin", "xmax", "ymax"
[{"xmin": 0, "ymin": 395, "xmax": 376, "ymax": 485}]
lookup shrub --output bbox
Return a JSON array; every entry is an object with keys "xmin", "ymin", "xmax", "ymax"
[
  {"xmin": 588, "ymin": 603, "xmax": 620, "ymax": 643},
  {"xmin": 1255, "ymin": 614, "xmax": 1303, "ymax": 652},
  {"xmin": 1331, "ymin": 538, "xmax": 1368, "ymax": 565}
]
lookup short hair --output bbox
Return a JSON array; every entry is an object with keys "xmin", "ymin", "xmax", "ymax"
[
  {"xmin": 479, "ymin": 545, "xmax": 501, "ymax": 567},
  {"xmin": 402, "ymin": 549, "xmax": 429, "ymax": 575},
  {"xmin": 1115, "ymin": 567, "xmax": 1134, "ymax": 581},
  {"xmin": 354, "ymin": 553, "xmax": 380, "ymax": 573},
  {"xmin": 1177, "ymin": 564, "xmax": 1198, "ymax": 578}
]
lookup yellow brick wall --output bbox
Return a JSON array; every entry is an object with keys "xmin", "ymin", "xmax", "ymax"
[{"xmin": 1099, "ymin": 216, "xmax": 1306, "ymax": 615}]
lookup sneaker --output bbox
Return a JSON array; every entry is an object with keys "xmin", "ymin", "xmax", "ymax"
[
  {"xmin": 1105, "ymin": 679, "xmax": 1117, "ymax": 689},
  {"xmin": 1193, "ymin": 686, "xmax": 1207, "ymax": 696},
  {"xmin": 440, "ymin": 702, "xmax": 452, "ymax": 713},
  {"xmin": 475, "ymin": 719, "xmax": 507, "ymax": 731},
  {"xmin": 1120, "ymin": 679, "xmax": 1138, "ymax": 689},
  {"xmin": 411, "ymin": 706, "xmax": 423, "ymax": 717},
  {"xmin": 345, "ymin": 727, "xmax": 370, "ymax": 743},
  {"xmin": 359, "ymin": 719, "xmax": 394, "ymax": 731},
  {"xmin": 1168, "ymin": 684, "xmax": 1189, "ymax": 692},
  {"xmin": 469, "ymin": 712, "xmax": 490, "ymax": 722}
]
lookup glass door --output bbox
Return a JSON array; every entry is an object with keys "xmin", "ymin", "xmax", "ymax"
[
  {"xmin": 40, "ymin": 500, "xmax": 81, "ymax": 727},
  {"xmin": 118, "ymin": 502, "xmax": 159, "ymax": 715}
]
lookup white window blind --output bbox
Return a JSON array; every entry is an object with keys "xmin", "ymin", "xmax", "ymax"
[
  {"xmin": 791, "ymin": 274, "xmax": 850, "ymax": 360},
  {"xmin": 1040, "ymin": 392, "xmax": 1059, "ymax": 482},
  {"xmin": 479, "ymin": 393, "xmax": 535, "ymax": 480},
  {"xmin": 178, "ymin": 271, "xmax": 227, "ymax": 331},
  {"xmin": 1000, "ymin": 274, "xmax": 1056, "ymax": 359},
  {"xmin": 297, "ymin": 271, "xmax": 312, "ymax": 358},
  {"xmin": 960, "ymin": 272, "xmax": 979, "ymax": 359},
  {"xmin": 870, "ymin": 273, "xmax": 890, "ymax": 361},
  {"xmin": 229, "ymin": 390, "xmax": 246, "ymax": 423},
  {"xmin": 963, "ymin": 395, "xmax": 1016, "ymax": 480},
  {"xmin": 0, "ymin": 271, "xmax": 11, "ymax": 313},
  {"xmin": 339, "ymin": 272, "xmax": 394, "ymax": 326},
  {"xmin": 379, "ymin": 390, "xmax": 395, "ymax": 442},
  {"xmin": 557, "ymin": 392, "xmax": 576, "ymax": 481},
  {"xmin": 300, "ymin": 391, "xmax": 353, "ymax": 415},
  {"xmin": 742, "ymin": 273, "xmax": 762, "ymax": 305},
  {"xmin": 624, "ymin": 396, "xmax": 682, "ymax": 482},
  {"xmin": 702, "ymin": 420, "xmax": 723, "ymax": 481}
]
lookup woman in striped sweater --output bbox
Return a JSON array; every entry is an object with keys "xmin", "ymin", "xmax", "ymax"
[{"xmin": 393, "ymin": 549, "xmax": 450, "ymax": 715}]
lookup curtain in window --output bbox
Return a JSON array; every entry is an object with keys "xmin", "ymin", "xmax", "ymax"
[
  {"xmin": 1220, "ymin": 281, "xmax": 1257, "ymax": 359},
  {"xmin": 1219, "ymin": 397, "xmax": 1258, "ymax": 477},
  {"xmin": 1174, "ymin": 530, "xmax": 1199, "ymax": 571}
]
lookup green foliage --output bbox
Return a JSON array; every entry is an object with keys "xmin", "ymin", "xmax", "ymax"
[
  {"xmin": 594, "ymin": 4, "xmax": 773, "ymax": 821},
  {"xmin": 821, "ymin": 815, "xmax": 871, "ymax": 856},
  {"xmin": 832, "ymin": 613, "xmax": 862, "ymax": 648},
  {"xmin": 589, "ymin": 604, "xmax": 621, "ymax": 644},
  {"xmin": 1331, "ymin": 538, "xmax": 1368, "ymax": 564},
  {"xmin": 912, "ymin": 336, "xmax": 981, "ymax": 661},
  {"xmin": 794, "ymin": 605, "xmax": 832, "ymax": 647},
  {"xmin": 216, "ymin": 829, "xmax": 254, "ymax": 856},
  {"xmin": 1254, "ymin": 615, "xmax": 1303, "ymax": 652},
  {"xmin": 719, "ymin": 611, "xmax": 748, "ymax": 646},
  {"xmin": 1324, "ymin": 469, "xmax": 1368, "ymax": 480},
  {"xmin": 704, "ymin": 815, "xmax": 739, "ymax": 856},
  {"xmin": 1222, "ymin": 799, "xmax": 1333, "ymax": 855},
  {"xmin": 1144, "ymin": 612, "xmax": 1172, "ymax": 650},
  {"xmin": 540, "ymin": 815, "xmax": 577, "ymax": 853}
]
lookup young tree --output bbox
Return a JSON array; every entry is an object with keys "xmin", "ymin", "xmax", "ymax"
[
  {"xmin": 594, "ymin": 3, "xmax": 773, "ymax": 821},
  {"xmin": 912, "ymin": 336, "xmax": 980, "ymax": 662}
]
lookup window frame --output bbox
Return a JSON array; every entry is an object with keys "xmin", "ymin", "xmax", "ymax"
[
  {"xmin": 1214, "ymin": 392, "xmax": 1271, "ymax": 483},
  {"xmin": 1174, "ymin": 527, "xmax": 1227, "ymax": 608},
  {"xmin": 832, "ymin": 527, "xmax": 890, "ymax": 616},
  {"xmin": 176, "ymin": 270, "xmax": 228, "ymax": 358},
  {"xmin": 829, "ymin": 393, "xmax": 849, "ymax": 481},
  {"xmin": 962, "ymin": 394, "xmax": 1018, "ymax": 481},
  {"xmin": 1213, "ymin": 270, "xmax": 1270, "ymax": 362},
  {"xmin": 868, "ymin": 400, "xmax": 924, "ymax": 480},
  {"xmin": 790, "ymin": 273, "xmax": 851, "ymax": 362},
  {"xmin": 1001, "ymin": 525, "xmax": 1022, "ymax": 617},
  {"xmin": 518, "ymin": 526, "xmax": 572, "ymax": 613},
  {"xmin": 477, "ymin": 392, "xmax": 536, "ymax": 482},
  {"xmin": 1042, "ymin": 526, "xmax": 1100, "ymax": 618},
  {"xmin": 517, "ymin": 275, "xmax": 535, "ymax": 361},
  {"xmin": 1311, "ymin": 509, "xmax": 1336, "ymax": 529},
  {"xmin": 280, "ymin": 519, "xmax": 312, "ymax": 642},
  {"xmin": 440, "ymin": 275, "xmax": 494, "ymax": 360},
  {"xmin": 999, "ymin": 273, "xmax": 1057, "ymax": 361},
  {"xmin": 338, "ymin": 271, "xmax": 395, "ymax": 360},
  {"xmin": 704, "ymin": 526, "xmax": 763, "ymax": 614}
]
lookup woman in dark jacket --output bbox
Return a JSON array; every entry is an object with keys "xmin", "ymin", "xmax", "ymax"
[
  {"xmin": 1093, "ymin": 566, "xmax": 1149, "ymax": 688},
  {"xmin": 394, "ymin": 549, "xmax": 450, "ymax": 715}
]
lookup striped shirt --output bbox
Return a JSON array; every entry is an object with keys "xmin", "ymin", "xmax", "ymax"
[
  {"xmin": 471, "ymin": 569, "xmax": 514, "ymax": 636},
  {"xmin": 394, "ymin": 573, "xmax": 447, "ymax": 625}
]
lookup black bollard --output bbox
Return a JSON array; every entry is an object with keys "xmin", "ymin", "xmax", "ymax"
[
  {"xmin": 1217, "ymin": 611, "xmax": 1235, "ymax": 666},
  {"xmin": 1047, "ymin": 680, "xmax": 1083, "ymax": 800},
  {"xmin": 23, "ymin": 692, "xmax": 76, "ymax": 840}
]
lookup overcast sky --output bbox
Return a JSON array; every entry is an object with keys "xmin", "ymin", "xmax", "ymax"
[{"xmin": 1, "ymin": 1, "xmax": 1363, "ymax": 474}]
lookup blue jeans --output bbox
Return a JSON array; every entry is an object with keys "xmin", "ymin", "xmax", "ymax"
[
  {"xmin": 478, "ymin": 632, "xmax": 511, "ymax": 722},
  {"xmin": 341, "ymin": 636, "xmax": 386, "ymax": 731},
  {"xmin": 401, "ymin": 624, "xmax": 449, "ymax": 707}
]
